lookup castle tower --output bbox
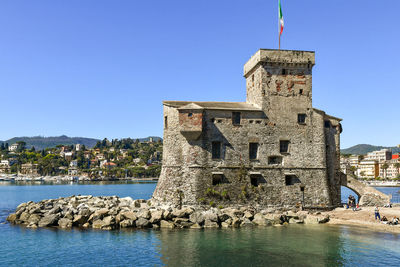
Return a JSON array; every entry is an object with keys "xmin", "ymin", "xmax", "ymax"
[{"xmin": 244, "ymin": 49, "xmax": 315, "ymax": 124}]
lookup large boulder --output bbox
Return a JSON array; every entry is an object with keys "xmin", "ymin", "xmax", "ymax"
[
  {"xmin": 203, "ymin": 210, "xmax": 218, "ymax": 222},
  {"xmin": 136, "ymin": 209, "xmax": 151, "ymax": 220},
  {"xmin": 135, "ymin": 218, "xmax": 150, "ymax": 228},
  {"xmin": 27, "ymin": 214, "xmax": 42, "ymax": 225},
  {"xmin": 38, "ymin": 214, "xmax": 60, "ymax": 227},
  {"xmin": 204, "ymin": 219, "xmax": 219, "ymax": 228},
  {"xmin": 149, "ymin": 210, "xmax": 163, "ymax": 224},
  {"xmin": 6, "ymin": 213, "xmax": 17, "ymax": 224},
  {"xmin": 252, "ymin": 213, "xmax": 272, "ymax": 226},
  {"xmin": 58, "ymin": 218, "xmax": 73, "ymax": 229},
  {"xmin": 160, "ymin": 220, "xmax": 175, "ymax": 228},
  {"xmin": 189, "ymin": 212, "xmax": 205, "ymax": 225},
  {"xmin": 120, "ymin": 219, "xmax": 135, "ymax": 228}
]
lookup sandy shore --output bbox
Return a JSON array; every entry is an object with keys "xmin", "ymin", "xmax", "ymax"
[{"xmin": 323, "ymin": 206, "xmax": 400, "ymax": 234}]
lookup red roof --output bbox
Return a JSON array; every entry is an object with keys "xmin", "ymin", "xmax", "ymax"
[
  {"xmin": 392, "ymin": 154, "xmax": 399, "ymax": 160},
  {"xmin": 103, "ymin": 162, "xmax": 117, "ymax": 166}
]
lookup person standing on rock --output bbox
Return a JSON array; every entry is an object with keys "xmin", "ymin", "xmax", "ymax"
[{"xmin": 374, "ymin": 206, "xmax": 381, "ymax": 221}]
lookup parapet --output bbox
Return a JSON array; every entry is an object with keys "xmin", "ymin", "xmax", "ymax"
[{"xmin": 244, "ymin": 49, "xmax": 315, "ymax": 77}]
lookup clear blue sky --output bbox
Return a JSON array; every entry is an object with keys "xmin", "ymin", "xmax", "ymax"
[{"xmin": 0, "ymin": 0, "xmax": 399, "ymax": 148}]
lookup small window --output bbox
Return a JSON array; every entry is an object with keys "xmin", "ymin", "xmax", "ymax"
[
  {"xmin": 280, "ymin": 140, "xmax": 290, "ymax": 153},
  {"xmin": 268, "ymin": 156, "xmax": 282, "ymax": 165},
  {"xmin": 299, "ymin": 89, "xmax": 303, "ymax": 95},
  {"xmin": 164, "ymin": 116, "xmax": 168, "ymax": 129},
  {"xmin": 249, "ymin": 143, "xmax": 258, "ymax": 160},
  {"xmin": 251, "ymin": 74, "xmax": 254, "ymax": 82},
  {"xmin": 324, "ymin": 120, "xmax": 331, "ymax": 128},
  {"xmin": 212, "ymin": 142, "xmax": 221, "ymax": 159},
  {"xmin": 285, "ymin": 175, "xmax": 301, "ymax": 186},
  {"xmin": 282, "ymin": 69, "xmax": 287, "ymax": 75},
  {"xmin": 210, "ymin": 118, "xmax": 215, "ymax": 123},
  {"xmin": 212, "ymin": 174, "xmax": 223, "ymax": 185},
  {"xmin": 232, "ymin": 112, "xmax": 241, "ymax": 125},
  {"xmin": 298, "ymin": 114, "xmax": 306, "ymax": 124},
  {"xmin": 250, "ymin": 176, "xmax": 258, "ymax": 187},
  {"xmin": 188, "ymin": 113, "xmax": 193, "ymax": 117}
]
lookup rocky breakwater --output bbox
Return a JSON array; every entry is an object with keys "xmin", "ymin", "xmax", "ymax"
[{"xmin": 6, "ymin": 196, "xmax": 330, "ymax": 230}]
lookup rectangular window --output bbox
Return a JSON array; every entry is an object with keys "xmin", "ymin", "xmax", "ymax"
[
  {"xmin": 250, "ymin": 176, "xmax": 258, "ymax": 187},
  {"xmin": 280, "ymin": 140, "xmax": 290, "ymax": 153},
  {"xmin": 285, "ymin": 175, "xmax": 300, "ymax": 186},
  {"xmin": 249, "ymin": 143, "xmax": 258, "ymax": 160},
  {"xmin": 164, "ymin": 116, "xmax": 168, "ymax": 129},
  {"xmin": 324, "ymin": 120, "xmax": 331, "ymax": 128},
  {"xmin": 268, "ymin": 156, "xmax": 282, "ymax": 165},
  {"xmin": 212, "ymin": 174, "xmax": 223, "ymax": 185},
  {"xmin": 232, "ymin": 112, "xmax": 241, "ymax": 125},
  {"xmin": 298, "ymin": 114, "xmax": 306, "ymax": 124},
  {"xmin": 212, "ymin": 142, "xmax": 221, "ymax": 159}
]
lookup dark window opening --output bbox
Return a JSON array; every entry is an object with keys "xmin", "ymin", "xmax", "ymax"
[
  {"xmin": 164, "ymin": 116, "xmax": 168, "ymax": 129},
  {"xmin": 188, "ymin": 113, "xmax": 193, "ymax": 117},
  {"xmin": 250, "ymin": 174, "xmax": 266, "ymax": 187},
  {"xmin": 250, "ymin": 177, "xmax": 258, "ymax": 187},
  {"xmin": 282, "ymin": 69, "xmax": 287, "ymax": 75},
  {"xmin": 249, "ymin": 143, "xmax": 258, "ymax": 160},
  {"xmin": 324, "ymin": 120, "xmax": 331, "ymax": 128},
  {"xmin": 255, "ymin": 120, "xmax": 261, "ymax": 124},
  {"xmin": 252, "ymin": 74, "xmax": 254, "ymax": 82},
  {"xmin": 299, "ymin": 89, "xmax": 303, "ymax": 95},
  {"xmin": 217, "ymin": 119, "xmax": 223, "ymax": 123},
  {"xmin": 268, "ymin": 156, "xmax": 282, "ymax": 165},
  {"xmin": 232, "ymin": 112, "xmax": 241, "ymax": 125},
  {"xmin": 285, "ymin": 175, "xmax": 301, "ymax": 186},
  {"xmin": 249, "ymin": 120, "xmax": 254, "ymax": 124},
  {"xmin": 210, "ymin": 118, "xmax": 215, "ymax": 123},
  {"xmin": 298, "ymin": 114, "xmax": 306, "ymax": 124},
  {"xmin": 280, "ymin": 140, "xmax": 290, "ymax": 153},
  {"xmin": 212, "ymin": 142, "xmax": 221, "ymax": 159},
  {"xmin": 212, "ymin": 174, "xmax": 223, "ymax": 185}
]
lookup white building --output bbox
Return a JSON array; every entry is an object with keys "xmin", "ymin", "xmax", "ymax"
[
  {"xmin": 70, "ymin": 160, "xmax": 78, "ymax": 167},
  {"xmin": 358, "ymin": 160, "xmax": 379, "ymax": 179},
  {"xmin": 379, "ymin": 160, "xmax": 400, "ymax": 179},
  {"xmin": 8, "ymin": 143, "xmax": 19, "ymax": 152},
  {"xmin": 75, "ymin": 144, "xmax": 83, "ymax": 151},
  {"xmin": 365, "ymin": 149, "xmax": 392, "ymax": 162}
]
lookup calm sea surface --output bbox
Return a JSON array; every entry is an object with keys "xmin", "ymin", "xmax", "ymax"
[{"xmin": 1, "ymin": 182, "xmax": 400, "ymax": 267}]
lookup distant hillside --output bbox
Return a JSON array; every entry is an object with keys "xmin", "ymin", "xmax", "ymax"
[
  {"xmin": 0, "ymin": 135, "xmax": 162, "ymax": 150},
  {"xmin": 0, "ymin": 136, "xmax": 100, "ymax": 150},
  {"xmin": 341, "ymin": 144, "xmax": 400, "ymax": 155}
]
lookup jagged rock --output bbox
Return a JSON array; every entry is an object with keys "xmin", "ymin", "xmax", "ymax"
[
  {"xmin": 19, "ymin": 212, "xmax": 30, "ymax": 222},
  {"xmin": 82, "ymin": 223, "xmax": 90, "ymax": 228},
  {"xmin": 150, "ymin": 210, "xmax": 163, "ymax": 224},
  {"xmin": 172, "ymin": 208, "xmax": 193, "ymax": 218},
  {"xmin": 58, "ymin": 218, "xmax": 73, "ymax": 228},
  {"xmin": 289, "ymin": 218, "xmax": 303, "ymax": 224},
  {"xmin": 190, "ymin": 223, "xmax": 202, "ymax": 229},
  {"xmin": 135, "ymin": 218, "xmax": 150, "ymax": 228},
  {"xmin": 241, "ymin": 218, "xmax": 253, "ymax": 227},
  {"xmin": 252, "ymin": 214, "xmax": 272, "ymax": 226},
  {"xmin": 203, "ymin": 210, "xmax": 218, "ymax": 222},
  {"xmin": 221, "ymin": 222, "xmax": 231, "ymax": 228},
  {"xmin": 48, "ymin": 206, "xmax": 61, "ymax": 215},
  {"xmin": 243, "ymin": 211, "xmax": 254, "ymax": 219},
  {"xmin": 120, "ymin": 219, "xmax": 135, "ymax": 228},
  {"xmin": 160, "ymin": 220, "xmax": 175, "ymax": 228},
  {"xmin": 218, "ymin": 213, "xmax": 230, "ymax": 222},
  {"xmin": 264, "ymin": 214, "xmax": 282, "ymax": 225},
  {"xmin": 38, "ymin": 214, "xmax": 59, "ymax": 227},
  {"xmin": 6, "ymin": 213, "xmax": 17, "ymax": 223},
  {"xmin": 121, "ymin": 211, "xmax": 138, "ymax": 221},
  {"xmin": 222, "ymin": 208, "xmax": 243, "ymax": 218},
  {"xmin": 204, "ymin": 219, "xmax": 219, "ymax": 228},
  {"xmin": 232, "ymin": 218, "xmax": 241, "ymax": 228},
  {"xmin": 189, "ymin": 212, "xmax": 205, "ymax": 224},
  {"xmin": 73, "ymin": 215, "xmax": 88, "ymax": 226},
  {"xmin": 137, "ymin": 209, "xmax": 151, "ymax": 220},
  {"xmin": 92, "ymin": 219, "xmax": 104, "ymax": 229},
  {"xmin": 163, "ymin": 209, "xmax": 173, "ymax": 220},
  {"xmin": 27, "ymin": 214, "xmax": 41, "ymax": 224}
]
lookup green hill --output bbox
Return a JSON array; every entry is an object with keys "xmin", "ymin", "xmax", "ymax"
[
  {"xmin": 341, "ymin": 144, "xmax": 400, "ymax": 155},
  {"xmin": 0, "ymin": 135, "xmax": 162, "ymax": 150},
  {"xmin": 0, "ymin": 136, "xmax": 100, "ymax": 150}
]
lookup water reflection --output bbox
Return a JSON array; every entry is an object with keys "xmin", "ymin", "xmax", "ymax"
[{"xmin": 156, "ymin": 225, "xmax": 346, "ymax": 266}]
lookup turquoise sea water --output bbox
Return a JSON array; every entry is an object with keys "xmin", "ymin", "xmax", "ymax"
[{"xmin": 1, "ymin": 182, "xmax": 400, "ymax": 266}]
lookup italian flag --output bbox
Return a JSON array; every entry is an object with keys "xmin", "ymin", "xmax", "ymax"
[{"xmin": 279, "ymin": 0, "xmax": 284, "ymax": 36}]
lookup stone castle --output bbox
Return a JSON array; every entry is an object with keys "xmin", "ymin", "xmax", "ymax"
[{"xmin": 153, "ymin": 49, "xmax": 343, "ymax": 209}]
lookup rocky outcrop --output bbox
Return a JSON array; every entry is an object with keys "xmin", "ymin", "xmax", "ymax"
[{"xmin": 6, "ymin": 195, "xmax": 330, "ymax": 230}]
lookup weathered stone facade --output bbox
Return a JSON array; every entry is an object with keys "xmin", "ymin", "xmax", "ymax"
[{"xmin": 153, "ymin": 49, "xmax": 343, "ymax": 209}]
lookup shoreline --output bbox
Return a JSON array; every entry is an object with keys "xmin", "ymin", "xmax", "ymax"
[{"xmin": 322, "ymin": 207, "xmax": 400, "ymax": 234}]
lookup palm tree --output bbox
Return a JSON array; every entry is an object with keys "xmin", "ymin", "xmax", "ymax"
[{"xmin": 394, "ymin": 162, "xmax": 400, "ymax": 179}]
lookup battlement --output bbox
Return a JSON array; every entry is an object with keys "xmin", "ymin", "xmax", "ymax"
[{"xmin": 244, "ymin": 49, "xmax": 315, "ymax": 77}]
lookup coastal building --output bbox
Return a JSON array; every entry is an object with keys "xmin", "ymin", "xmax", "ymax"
[
  {"xmin": 379, "ymin": 159, "xmax": 400, "ymax": 179},
  {"xmin": 68, "ymin": 167, "xmax": 79, "ymax": 176},
  {"xmin": 153, "ymin": 49, "xmax": 343, "ymax": 208},
  {"xmin": 19, "ymin": 163, "xmax": 39, "ymax": 176},
  {"xmin": 8, "ymin": 143, "xmax": 19, "ymax": 152},
  {"xmin": 365, "ymin": 149, "xmax": 392, "ymax": 162},
  {"xmin": 358, "ymin": 160, "xmax": 379, "ymax": 179},
  {"xmin": 70, "ymin": 160, "xmax": 78, "ymax": 167},
  {"xmin": 75, "ymin": 144, "xmax": 83, "ymax": 151},
  {"xmin": 0, "ymin": 160, "xmax": 10, "ymax": 173}
]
